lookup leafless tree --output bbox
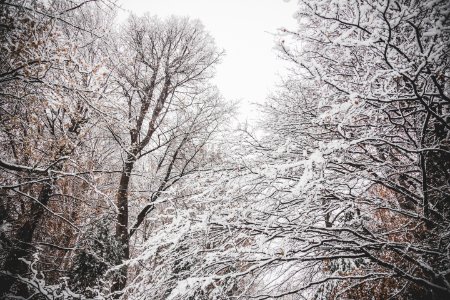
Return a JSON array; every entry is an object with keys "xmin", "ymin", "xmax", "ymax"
[{"xmin": 102, "ymin": 14, "xmax": 224, "ymax": 295}]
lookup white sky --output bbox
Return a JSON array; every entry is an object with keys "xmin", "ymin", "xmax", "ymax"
[{"xmin": 117, "ymin": 0, "xmax": 298, "ymax": 122}]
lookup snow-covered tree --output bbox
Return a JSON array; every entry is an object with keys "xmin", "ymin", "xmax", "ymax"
[
  {"xmin": 0, "ymin": 1, "xmax": 115, "ymax": 298},
  {"xmin": 173, "ymin": 0, "xmax": 450, "ymax": 299},
  {"xmin": 95, "ymin": 14, "xmax": 230, "ymax": 295},
  {"xmin": 1, "ymin": 1, "xmax": 448, "ymax": 299}
]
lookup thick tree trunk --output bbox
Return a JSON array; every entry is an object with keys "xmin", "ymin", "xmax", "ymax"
[{"xmin": 111, "ymin": 158, "xmax": 134, "ymax": 296}]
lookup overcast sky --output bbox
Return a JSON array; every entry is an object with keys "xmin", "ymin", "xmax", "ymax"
[{"xmin": 117, "ymin": 0, "xmax": 298, "ymax": 122}]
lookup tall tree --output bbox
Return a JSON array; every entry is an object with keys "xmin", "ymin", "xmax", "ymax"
[{"xmin": 104, "ymin": 15, "xmax": 223, "ymax": 294}]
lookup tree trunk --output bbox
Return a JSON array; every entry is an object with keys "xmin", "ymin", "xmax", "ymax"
[{"xmin": 111, "ymin": 158, "xmax": 134, "ymax": 296}]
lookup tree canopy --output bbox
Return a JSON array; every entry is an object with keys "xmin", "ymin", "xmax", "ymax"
[{"xmin": 1, "ymin": 0, "xmax": 449, "ymax": 299}]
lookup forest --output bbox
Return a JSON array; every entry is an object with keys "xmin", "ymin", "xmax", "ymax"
[{"xmin": 0, "ymin": 0, "xmax": 449, "ymax": 299}]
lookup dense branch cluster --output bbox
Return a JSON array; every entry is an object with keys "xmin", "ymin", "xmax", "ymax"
[{"xmin": 0, "ymin": 0, "xmax": 449, "ymax": 299}]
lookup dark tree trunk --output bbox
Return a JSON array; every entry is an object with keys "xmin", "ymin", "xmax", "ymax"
[{"xmin": 110, "ymin": 158, "xmax": 135, "ymax": 296}]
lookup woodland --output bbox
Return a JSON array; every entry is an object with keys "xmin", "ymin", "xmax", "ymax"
[{"xmin": 0, "ymin": 0, "xmax": 449, "ymax": 299}]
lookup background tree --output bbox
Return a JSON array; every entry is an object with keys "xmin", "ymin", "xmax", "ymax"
[{"xmin": 0, "ymin": 1, "xmax": 115, "ymax": 298}]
